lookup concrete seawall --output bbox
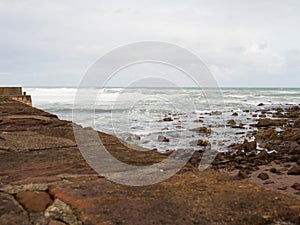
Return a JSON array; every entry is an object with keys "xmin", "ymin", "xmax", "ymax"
[{"xmin": 0, "ymin": 87, "xmax": 32, "ymax": 106}]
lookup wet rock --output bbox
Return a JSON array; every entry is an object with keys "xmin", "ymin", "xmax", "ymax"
[
  {"xmin": 232, "ymin": 112, "xmax": 238, "ymax": 116},
  {"xmin": 44, "ymin": 199, "xmax": 82, "ymax": 225},
  {"xmin": 291, "ymin": 183, "xmax": 300, "ymax": 191},
  {"xmin": 255, "ymin": 118, "xmax": 287, "ymax": 127},
  {"xmin": 126, "ymin": 135, "xmax": 141, "ymax": 141},
  {"xmin": 287, "ymin": 165, "xmax": 300, "ymax": 175},
  {"xmin": 243, "ymin": 139, "xmax": 257, "ymax": 152},
  {"xmin": 256, "ymin": 128, "xmax": 279, "ymax": 140},
  {"xmin": 189, "ymin": 139, "xmax": 210, "ymax": 146},
  {"xmin": 283, "ymin": 129, "xmax": 300, "ymax": 142},
  {"xmin": 190, "ymin": 126, "xmax": 212, "ymax": 134},
  {"xmin": 227, "ymin": 119, "xmax": 236, "ymax": 126},
  {"xmin": 158, "ymin": 135, "xmax": 169, "ymax": 142},
  {"xmin": 189, "ymin": 150, "xmax": 203, "ymax": 166},
  {"xmin": 175, "ymin": 125, "xmax": 184, "ymax": 129},
  {"xmin": 16, "ymin": 191, "xmax": 53, "ymax": 213},
  {"xmin": 258, "ymin": 172, "xmax": 269, "ymax": 180},
  {"xmin": 193, "ymin": 119, "xmax": 203, "ymax": 123},
  {"xmin": 162, "ymin": 127, "xmax": 169, "ymax": 130},
  {"xmin": 163, "ymin": 117, "xmax": 173, "ymax": 122},
  {"xmin": 294, "ymin": 118, "xmax": 300, "ymax": 128},
  {"xmin": 257, "ymin": 103, "xmax": 264, "ymax": 106},
  {"xmin": 212, "ymin": 111, "xmax": 222, "ymax": 115}
]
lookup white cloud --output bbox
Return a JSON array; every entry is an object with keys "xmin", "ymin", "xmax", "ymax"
[{"xmin": 0, "ymin": 0, "xmax": 299, "ymax": 86}]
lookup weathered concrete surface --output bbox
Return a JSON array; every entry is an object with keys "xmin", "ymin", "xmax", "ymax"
[
  {"xmin": 0, "ymin": 99, "xmax": 299, "ymax": 225},
  {"xmin": 0, "ymin": 87, "xmax": 32, "ymax": 106}
]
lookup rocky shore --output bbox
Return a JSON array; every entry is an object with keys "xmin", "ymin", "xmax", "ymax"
[{"xmin": 0, "ymin": 98, "xmax": 299, "ymax": 225}]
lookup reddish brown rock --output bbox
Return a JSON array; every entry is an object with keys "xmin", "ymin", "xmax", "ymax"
[{"xmin": 15, "ymin": 191, "xmax": 53, "ymax": 213}]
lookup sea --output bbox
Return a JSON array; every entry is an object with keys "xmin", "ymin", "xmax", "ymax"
[{"xmin": 24, "ymin": 87, "xmax": 300, "ymax": 152}]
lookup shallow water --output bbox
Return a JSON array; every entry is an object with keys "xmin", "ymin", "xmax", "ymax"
[{"xmin": 25, "ymin": 87, "xmax": 300, "ymax": 152}]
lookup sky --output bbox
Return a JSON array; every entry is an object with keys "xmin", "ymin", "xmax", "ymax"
[{"xmin": 0, "ymin": 0, "xmax": 300, "ymax": 87}]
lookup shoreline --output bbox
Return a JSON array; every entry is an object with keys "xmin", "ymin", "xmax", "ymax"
[{"xmin": 0, "ymin": 98, "xmax": 299, "ymax": 224}]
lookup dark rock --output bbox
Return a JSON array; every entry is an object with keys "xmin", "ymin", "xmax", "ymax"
[
  {"xmin": 193, "ymin": 119, "xmax": 203, "ymax": 123},
  {"xmin": 189, "ymin": 139, "xmax": 210, "ymax": 146},
  {"xmin": 287, "ymin": 165, "xmax": 300, "ymax": 175},
  {"xmin": 257, "ymin": 173, "xmax": 269, "ymax": 180},
  {"xmin": 227, "ymin": 119, "xmax": 236, "ymax": 126},
  {"xmin": 212, "ymin": 111, "xmax": 222, "ymax": 115},
  {"xmin": 234, "ymin": 170, "xmax": 249, "ymax": 180},
  {"xmin": 291, "ymin": 183, "xmax": 300, "ymax": 190},
  {"xmin": 277, "ymin": 186, "xmax": 288, "ymax": 190},
  {"xmin": 255, "ymin": 118, "xmax": 287, "ymax": 127},
  {"xmin": 163, "ymin": 117, "xmax": 173, "ymax": 122},
  {"xmin": 158, "ymin": 135, "xmax": 169, "ymax": 142},
  {"xmin": 257, "ymin": 103, "xmax": 264, "ymax": 106},
  {"xmin": 190, "ymin": 126, "xmax": 212, "ymax": 134},
  {"xmin": 243, "ymin": 139, "xmax": 257, "ymax": 152},
  {"xmin": 270, "ymin": 168, "xmax": 281, "ymax": 174},
  {"xmin": 263, "ymin": 180, "xmax": 274, "ymax": 185},
  {"xmin": 294, "ymin": 118, "xmax": 300, "ymax": 128},
  {"xmin": 0, "ymin": 192, "xmax": 29, "ymax": 225},
  {"xmin": 232, "ymin": 112, "xmax": 238, "ymax": 116}
]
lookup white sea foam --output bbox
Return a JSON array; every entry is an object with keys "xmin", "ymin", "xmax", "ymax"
[{"xmin": 24, "ymin": 87, "xmax": 300, "ymax": 152}]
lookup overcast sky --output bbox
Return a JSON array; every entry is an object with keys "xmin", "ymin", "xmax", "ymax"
[{"xmin": 0, "ymin": 0, "xmax": 299, "ymax": 87}]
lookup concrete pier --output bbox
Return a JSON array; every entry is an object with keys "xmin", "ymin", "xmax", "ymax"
[{"xmin": 0, "ymin": 87, "xmax": 32, "ymax": 106}]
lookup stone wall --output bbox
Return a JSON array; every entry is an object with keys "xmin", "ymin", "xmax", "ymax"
[{"xmin": 0, "ymin": 87, "xmax": 22, "ymax": 96}]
